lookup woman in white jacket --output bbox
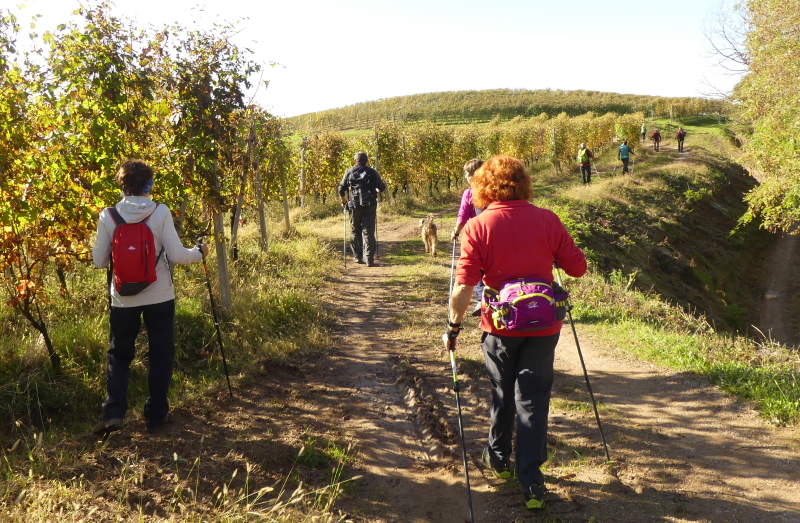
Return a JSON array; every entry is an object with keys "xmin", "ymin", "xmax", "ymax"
[{"xmin": 92, "ymin": 159, "xmax": 209, "ymax": 437}]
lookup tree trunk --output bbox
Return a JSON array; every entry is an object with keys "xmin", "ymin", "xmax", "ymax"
[{"xmin": 18, "ymin": 305, "xmax": 60, "ymax": 372}]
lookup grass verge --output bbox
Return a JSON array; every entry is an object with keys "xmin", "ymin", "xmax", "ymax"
[{"xmin": 0, "ymin": 221, "xmax": 352, "ymax": 522}]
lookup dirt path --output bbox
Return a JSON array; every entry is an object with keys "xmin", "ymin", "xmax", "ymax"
[
  {"xmin": 313, "ymin": 208, "xmax": 800, "ymax": 522},
  {"xmin": 554, "ymin": 330, "xmax": 800, "ymax": 522},
  {"xmin": 315, "ymin": 218, "xmax": 492, "ymax": 522}
]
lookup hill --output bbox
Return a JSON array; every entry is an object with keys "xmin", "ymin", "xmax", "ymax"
[{"xmin": 288, "ymin": 88, "xmax": 728, "ymax": 131}]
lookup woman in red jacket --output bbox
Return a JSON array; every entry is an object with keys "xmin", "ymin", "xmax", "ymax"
[{"xmin": 443, "ymin": 155, "xmax": 586, "ymax": 509}]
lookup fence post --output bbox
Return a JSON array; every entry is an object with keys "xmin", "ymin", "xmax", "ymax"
[
  {"xmin": 230, "ymin": 124, "xmax": 256, "ymax": 259},
  {"xmin": 254, "ymin": 155, "xmax": 269, "ymax": 252},
  {"xmin": 212, "ymin": 165, "xmax": 232, "ymax": 309},
  {"xmin": 300, "ymin": 136, "xmax": 307, "ymax": 208},
  {"xmin": 278, "ymin": 127, "xmax": 291, "ymax": 232},
  {"xmin": 374, "ymin": 124, "xmax": 379, "ymax": 173},
  {"xmin": 552, "ymin": 127, "xmax": 560, "ymax": 174}
]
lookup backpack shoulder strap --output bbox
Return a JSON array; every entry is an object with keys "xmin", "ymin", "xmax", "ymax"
[
  {"xmin": 107, "ymin": 207, "xmax": 126, "ymax": 226},
  {"xmin": 141, "ymin": 203, "xmax": 161, "ymax": 224},
  {"xmin": 143, "ymin": 204, "xmax": 165, "ymax": 265}
]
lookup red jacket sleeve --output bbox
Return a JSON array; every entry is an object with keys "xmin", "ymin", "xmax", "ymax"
[{"xmin": 551, "ymin": 217, "xmax": 587, "ymax": 278}]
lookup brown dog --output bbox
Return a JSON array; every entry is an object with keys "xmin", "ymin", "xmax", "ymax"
[{"xmin": 419, "ymin": 213, "xmax": 438, "ymax": 257}]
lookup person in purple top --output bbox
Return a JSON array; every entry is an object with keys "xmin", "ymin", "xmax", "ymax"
[{"xmin": 450, "ymin": 158, "xmax": 485, "ymax": 316}]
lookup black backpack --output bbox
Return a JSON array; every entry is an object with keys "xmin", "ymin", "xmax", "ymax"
[{"xmin": 348, "ymin": 167, "xmax": 376, "ymax": 208}]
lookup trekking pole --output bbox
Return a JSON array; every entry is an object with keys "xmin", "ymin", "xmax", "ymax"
[
  {"xmin": 106, "ymin": 263, "xmax": 113, "ymax": 342},
  {"xmin": 554, "ymin": 266, "xmax": 611, "ymax": 462},
  {"xmin": 447, "ymin": 239, "xmax": 475, "ymax": 523},
  {"xmin": 342, "ymin": 204, "xmax": 347, "ymax": 268},
  {"xmin": 198, "ymin": 238, "xmax": 234, "ymax": 398},
  {"xmin": 375, "ymin": 196, "xmax": 379, "ymax": 260}
]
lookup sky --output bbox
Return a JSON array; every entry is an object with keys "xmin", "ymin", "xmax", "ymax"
[{"xmin": 9, "ymin": 0, "xmax": 743, "ymax": 118}]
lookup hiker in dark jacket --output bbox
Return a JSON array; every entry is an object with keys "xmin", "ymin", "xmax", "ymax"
[
  {"xmin": 338, "ymin": 152, "xmax": 386, "ymax": 266},
  {"xmin": 443, "ymin": 155, "xmax": 586, "ymax": 510},
  {"xmin": 675, "ymin": 127, "xmax": 687, "ymax": 152},
  {"xmin": 91, "ymin": 159, "xmax": 208, "ymax": 438},
  {"xmin": 618, "ymin": 140, "xmax": 635, "ymax": 174},
  {"xmin": 577, "ymin": 143, "xmax": 594, "ymax": 185}
]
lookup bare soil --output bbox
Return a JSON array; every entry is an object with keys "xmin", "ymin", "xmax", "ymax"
[{"xmin": 756, "ymin": 224, "xmax": 799, "ymax": 348}]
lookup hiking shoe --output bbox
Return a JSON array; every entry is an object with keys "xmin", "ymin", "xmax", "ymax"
[
  {"xmin": 482, "ymin": 447, "xmax": 512, "ymax": 479},
  {"xmin": 524, "ymin": 483, "xmax": 548, "ymax": 510},
  {"xmin": 470, "ymin": 305, "xmax": 481, "ymax": 317},
  {"xmin": 92, "ymin": 418, "xmax": 123, "ymax": 438},
  {"xmin": 146, "ymin": 412, "xmax": 174, "ymax": 434},
  {"xmin": 354, "ymin": 257, "xmax": 365, "ymax": 264},
  {"xmin": 367, "ymin": 259, "xmax": 376, "ymax": 267}
]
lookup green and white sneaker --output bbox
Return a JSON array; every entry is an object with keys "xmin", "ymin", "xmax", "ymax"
[
  {"xmin": 524, "ymin": 483, "xmax": 548, "ymax": 509},
  {"xmin": 482, "ymin": 447, "xmax": 512, "ymax": 479}
]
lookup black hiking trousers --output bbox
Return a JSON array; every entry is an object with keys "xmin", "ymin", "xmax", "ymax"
[
  {"xmin": 580, "ymin": 164, "xmax": 592, "ymax": 185},
  {"xmin": 481, "ymin": 331, "xmax": 560, "ymax": 489},
  {"xmin": 103, "ymin": 299, "xmax": 175, "ymax": 426},
  {"xmin": 349, "ymin": 204, "xmax": 377, "ymax": 263},
  {"xmin": 621, "ymin": 157, "xmax": 630, "ymax": 174}
]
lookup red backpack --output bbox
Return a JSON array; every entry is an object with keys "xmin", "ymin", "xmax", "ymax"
[{"xmin": 106, "ymin": 205, "xmax": 163, "ymax": 296}]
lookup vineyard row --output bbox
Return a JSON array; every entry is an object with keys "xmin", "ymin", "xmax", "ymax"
[{"xmin": 297, "ymin": 111, "xmax": 643, "ymax": 201}]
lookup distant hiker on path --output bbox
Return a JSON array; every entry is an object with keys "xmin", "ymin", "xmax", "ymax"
[
  {"xmin": 641, "ymin": 123, "xmax": 647, "ymax": 142},
  {"xmin": 651, "ymin": 128, "xmax": 661, "ymax": 151},
  {"xmin": 443, "ymin": 155, "xmax": 587, "ymax": 510},
  {"xmin": 450, "ymin": 158, "xmax": 485, "ymax": 316},
  {"xmin": 618, "ymin": 140, "xmax": 635, "ymax": 174},
  {"xmin": 339, "ymin": 152, "xmax": 386, "ymax": 267},
  {"xmin": 91, "ymin": 159, "xmax": 209, "ymax": 438},
  {"xmin": 577, "ymin": 143, "xmax": 594, "ymax": 185},
  {"xmin": 676, "ymin": 127, "xmax": 687, "ymax": 152}
]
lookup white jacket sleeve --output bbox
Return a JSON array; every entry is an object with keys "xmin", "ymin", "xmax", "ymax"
[
  {"xmin": 92, "ymin": 209, "xmax": 113, "ymax": 269},
  {"xmin": 158, "ymin": 206, "xmax": 203, "ymax": 265}
]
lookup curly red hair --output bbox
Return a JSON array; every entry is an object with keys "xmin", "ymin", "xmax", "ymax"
[{"xmin": 471, "ymin": 155, "xmax": 532, "ymax": 208}]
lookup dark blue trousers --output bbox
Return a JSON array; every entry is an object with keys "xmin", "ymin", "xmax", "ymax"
[
  {"xmin": 103, "ymin": 300, "xmax": 175, "ymax": 425},
  {"xmin": 481, "ymin": 332, "xmax": 559, "ymax": 488},
  {"xmin": 349, "ymin": 204, "xmax": 378, "ymax": 262}
]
